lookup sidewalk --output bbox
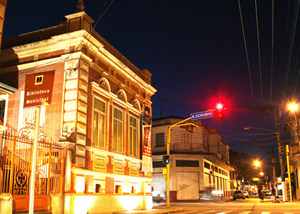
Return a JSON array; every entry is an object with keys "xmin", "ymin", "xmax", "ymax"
[{"xmin": 113, "ymin": 205, "xmax": 183, "ymax": 214}]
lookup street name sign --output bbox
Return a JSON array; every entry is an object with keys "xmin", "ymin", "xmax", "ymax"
[
  {"xmin": 190, "ymin": 110, "xmax": 214, "ymax": 120},
  {"xmin": 24, "ymin": 71, "xmax": 55, "ymax": 108}
]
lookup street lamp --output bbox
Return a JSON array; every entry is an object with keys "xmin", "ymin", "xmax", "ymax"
[
  {"xmin": 288, "ymin": 103, "xmax": 299, "ymax": 112},
  {"xmin": 254, "ymin": 160, "xmax": 261, "ymax": 167}
]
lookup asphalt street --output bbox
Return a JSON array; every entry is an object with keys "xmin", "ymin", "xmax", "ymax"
[{"xmin": 147, "ymin": 197, "xmax": 300, "ymax": 214}]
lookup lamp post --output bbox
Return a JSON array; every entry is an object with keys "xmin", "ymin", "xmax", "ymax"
[
  {"xmin": 287, "ymin": 102, "xmax": 299, "ymax": 202},
  {"xmin": 287, "ymin": 102, "xmax": 299, "ymax": 146}
]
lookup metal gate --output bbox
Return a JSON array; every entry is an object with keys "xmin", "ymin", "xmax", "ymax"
[{"xmin": 0, "ymin": 121, "xmax": 65, "ymax": 212}]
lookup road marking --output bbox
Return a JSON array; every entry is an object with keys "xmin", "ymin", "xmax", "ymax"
[
  {"xmin": 180, "ymin": 211, "xmax": 216, "ymax": 214},
  {"xmin": 261, "ymin": 212, "xmax": 271, "ymax": 214},
  {"xmin": 239, "ymin": 212, "xmax": 251, "ymax": 214},
  {"xmin": 198, "ymin": 211, "xmax": 216, "ymax": 214}
]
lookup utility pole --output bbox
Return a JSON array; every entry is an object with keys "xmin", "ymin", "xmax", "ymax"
[
  {"xmin": 274, "ymin": 107, "xmax": 285, "ymax": 179},
  {"xmin": 263, "ymin": 146, "xmax": 276, "ymax": 183},
  {"xmin": 255, "ymin": 106, "xmax": 284, "ymax": 178}
]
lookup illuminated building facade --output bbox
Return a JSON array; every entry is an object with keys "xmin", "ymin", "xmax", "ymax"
[
  {"xmin": 151, "ymin": 116, "xmax": 233, "ymax": 201},
  {"xmin": 285, "ymin": 116, "xmax": 300, "ymax": 200},
  {"xmin": 0, "ymin": 1, "xmax": 156, "ymax": 213}
]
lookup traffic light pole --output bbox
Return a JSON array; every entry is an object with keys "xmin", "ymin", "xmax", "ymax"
[
  {"xmin": 166, "ymin": 117, "xmax": 199, "ymax": 207},
  {"xmin": 286, "ymin": 145, "xmax": 292, "ymax": 202}
]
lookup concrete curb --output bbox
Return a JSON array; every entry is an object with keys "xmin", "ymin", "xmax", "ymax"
[{"xmin": 113, "ymin": 207, "xmax": 183, "ymax": 214}]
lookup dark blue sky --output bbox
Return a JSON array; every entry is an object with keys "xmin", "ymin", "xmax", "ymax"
[{"xmin": 3, "ymin": 0, "xmax": 299, "ymax": 157}]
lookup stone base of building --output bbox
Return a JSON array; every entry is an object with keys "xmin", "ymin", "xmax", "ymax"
[
  {"xmin": 0, "ymin": 194, "xmax": 13, "ymax": 214},
  {"xmin": 63, "ymin": 194, "xmax": 153, "ymax": 214},
  {"xmin": 0, "ymin": 193, "xmax": 152, "ymax": 214}
]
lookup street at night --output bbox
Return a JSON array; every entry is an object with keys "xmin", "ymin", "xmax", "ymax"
[
  {"xmin": 151, "ymin": 197, "xmax": 300, "ymax": 214},
  {"xmin": 2, "ymin": 1, "xmax": 300, "ymax": 214}
]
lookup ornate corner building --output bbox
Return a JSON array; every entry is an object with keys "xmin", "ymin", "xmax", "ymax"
[{"xmin": 0, "ymin": 1, "xmax": 156, "ymax": 213}]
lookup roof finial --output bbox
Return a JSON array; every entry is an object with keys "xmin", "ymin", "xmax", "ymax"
[{"xmin": 77, "ymin": 0, "xmax": 85, "ymax": 12}]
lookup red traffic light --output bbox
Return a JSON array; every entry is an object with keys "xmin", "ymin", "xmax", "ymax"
[
  {"xmin": 215, "ymin": 103, "xmax": 226, "ymax": 119},
  {"xmin": 216, "ymin": 103, "xmax": 223, "ymax": 110}
]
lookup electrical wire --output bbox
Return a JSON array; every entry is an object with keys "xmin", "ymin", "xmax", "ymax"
[
  {"xmin": 221, "ymin": 134, "xmax": 276, "ymax": 142},
  {"xmin": 283, "ymin": 0, "xmax": 300, "ymax": 98},
  {"xmin": 254, "ymin": 0, "xmax": 263, "ymax": 103},
  {"xmin": 270, "ymin": 0, "xmax": 274, "ymax": 104},
  {"xmin": 291, "ymin": 44, "xmax": 300, "ymax": 97},
  {"xmin": 220, "ymin": 130, "xmax": 277, "ymax": 136},
  {"xmin": 238, "ymin": 0, "xmax": 256, "ymax": 108},
  {"xmin": 228, "ymin": 141, "xmax": 278, "ymax": 149}
]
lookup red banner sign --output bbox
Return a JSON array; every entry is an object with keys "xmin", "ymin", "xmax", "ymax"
[
  {"xmin": 142, "ymin": 125, "xmax": 152, "ymax": 157},
  {"xmin": 142, "ymin": 125, "xmax": 152, "ymax": 173},
  {"xmin": 24, "ymin": 71, "xmax": 55, "ymax": 108}
]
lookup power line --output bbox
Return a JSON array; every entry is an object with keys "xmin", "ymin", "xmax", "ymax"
[
  {"xmin": 254, "ymin": 0, "xmax": 263, "ymax": 104},
  {"xmin": 270, "ymin": 0, "xmax": 274, "ymax": 104},
  {"xmin": 238, "ymin": 0, "xmax": 256, "ymax": 108},
  {"xmin": 283, "ymin": 0, "xmax": 300, "ymax": 98}
]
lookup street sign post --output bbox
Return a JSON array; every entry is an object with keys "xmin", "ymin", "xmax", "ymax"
[
  {"xmin": 190, "ymin": 110, "xmax": 214, "ymax": 120},
  {"xmin": 24, "ymin": 71, "xmax": 55, "ymax": 214}
]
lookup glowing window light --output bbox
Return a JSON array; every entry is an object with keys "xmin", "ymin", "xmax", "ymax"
[{"xmin": 76, "ymin": 175, "xmax": 85, "ymax": 193}]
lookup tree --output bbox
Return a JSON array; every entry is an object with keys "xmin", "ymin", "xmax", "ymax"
[{"xmin": 230, "ymin": 151, "xmax": 260, "ymax": 184}]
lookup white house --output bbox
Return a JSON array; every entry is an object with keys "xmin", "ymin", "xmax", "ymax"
[{"xmin": 151, "ymin": 116, "xmax": 234, "ymax": 201}]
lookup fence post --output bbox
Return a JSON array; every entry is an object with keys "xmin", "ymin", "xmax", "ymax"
[
  {"xmin": 60, "ymin": 158, "xmax": 64, "ymax": 193},
  {"xmin": 9, "ymin": 135, "xmax": 16, "ymax": 194},
  {"xmin": 47, "ymin": 144, "xmax": 52, "ymax": 194}
]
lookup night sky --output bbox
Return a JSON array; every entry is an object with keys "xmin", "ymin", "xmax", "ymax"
[{"xmin": 3, "ymin": 0, "xmax": 300, "ymax": 158}]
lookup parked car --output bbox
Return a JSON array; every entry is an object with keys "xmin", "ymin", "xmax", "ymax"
[
  {"xmin": 233, "ymin": 190, "xmax": 245, "ymax": 200},
  {"xmin": 242, "ymin": 191, "xmax": 249, "ymax": 198}
]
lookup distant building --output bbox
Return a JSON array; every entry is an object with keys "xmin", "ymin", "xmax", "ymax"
[
  {"xmin": 151, "ymin": 116, "xmax": 234, "ymax": 201},
  {"xmin": 0, "ymin": 1, "xmax": 156, "ymax": 213}
]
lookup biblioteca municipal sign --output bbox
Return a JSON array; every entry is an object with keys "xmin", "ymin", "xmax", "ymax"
[{"xmin": 24, "ymin": 71, "xmax": 55, "ymax": 108}]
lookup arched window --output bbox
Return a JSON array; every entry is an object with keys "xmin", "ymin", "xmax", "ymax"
[
  {"xmin": 95, "ymin": 184, "xmax": 103, "ymax": 193},
  {"xmin": 98, "ymin": 78, "xmax": 111, "ymax": 92},
  {"xmin": 117, "ymin": 89, "xmax": 127, "ymax": 103},
  {"xmin": 132, "ymin": 99, "xmax": 141, "ymax": 111}
]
